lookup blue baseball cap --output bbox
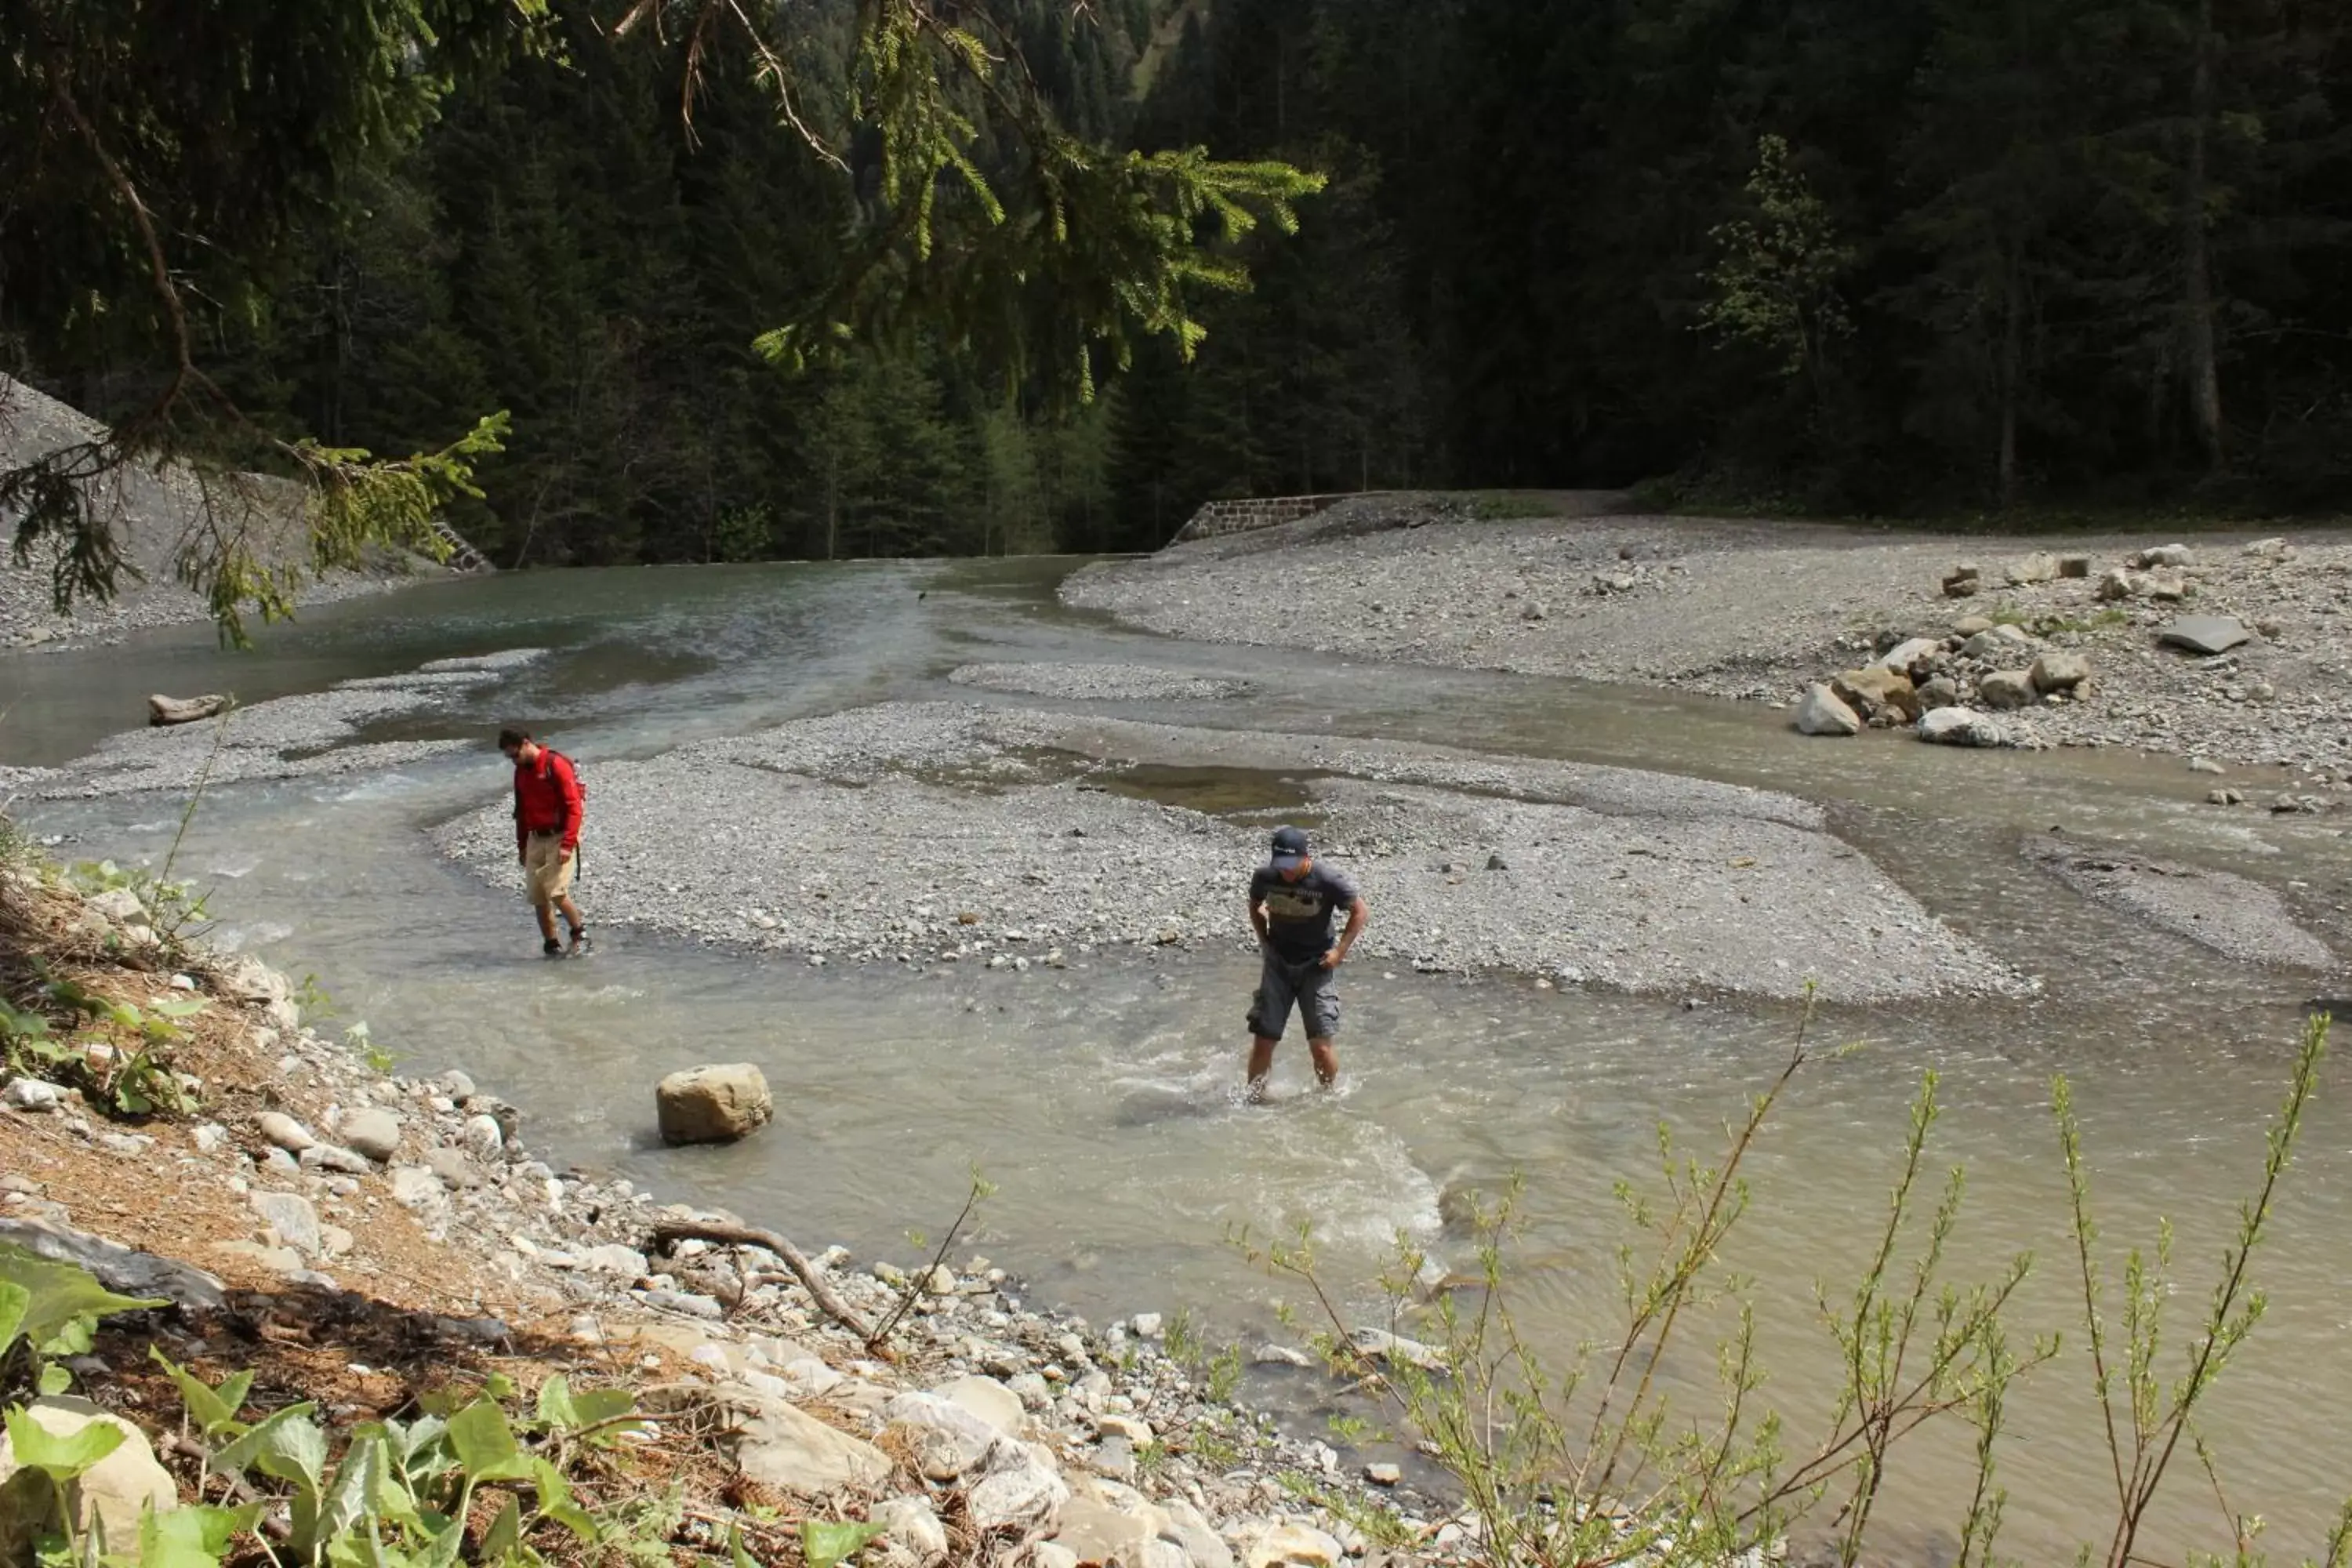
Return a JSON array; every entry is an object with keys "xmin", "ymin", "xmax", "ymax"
[{"xmin": 1269, "ymin": 826, "xmax": 1311, "ymax": 870}]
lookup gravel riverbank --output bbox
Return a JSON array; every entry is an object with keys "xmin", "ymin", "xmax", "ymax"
[
  {"xmin": 431, "ymin": 699, "xmax": 2025, "ymax": 1003},
  {"xmin": 1062, "ymin": 495, "xmax": 2352, "ymax": 774},
  {"xmin": 949, "ymin": 662, "xmax": 1258, "ymax": 702}
]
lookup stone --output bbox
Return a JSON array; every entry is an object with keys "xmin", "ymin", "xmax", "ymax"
[
  {"xmin": 1243, "ymin": 1524, "xmax": 1345, "ymax": 1568},
  {"xmin": 3, "ymin": 1079, "xmax": 64, "ymax": 1112},
  {"xmin": 638, "ymin": 1289, "xmax": 724, "ymax": 1319},
  {"xmin": 2096, "ymin": 568, "xmax": 2140, "ymax": 603},
  {"xmin": 967, "ymin": 1444, "xmax": 1069, "ymax": 1534},
  {"xmin": 1877, "ymin": 637, "xmax": 1941, "ymax": 677},
  {"xmin": 339, "ymin": 1108, "xmax": 401, "ymax": 1162},
  {"xmin": 210, "ymin": 955, "xmax": 288, "ymax": 1006},
  {"xmin": 298, "ymin": 1145, "xmax": 372, "ymax": 1176},
  {"xmin": 1348, "ymin": 1327, "xmax": 1446, "ymax": 1371},
  {"xmin": 2158, "ymin": 615, "xmax": 2252, "ymax": 655},
  {"xmin": 2132, "ymin": 543, "xmax": 2194, "ymax": 568},
  {"xmin": 460, "ymin": 1113, "xmax": 504, "ymax": 1161},
  {"xmin": 1129, "ymin": 1312, "xmax": 1164, "ymax": 1339},
  {"xmin": 1161, "ymin": 1499, "xmax": 1233, "ymax": 1568},
  {"xmin": 1941, "ymin": 564, "xmax": 1981, "ymax": 598},
  {"xmin": 1951, "ymin": 615, "xmax": 1994, "ymax": 637},
  {"xmin": 2208, "ymin": 788, "xmax": 2245, "ymax": 807},
  {"xmin": 1365, "ymin": 1462, "xmax": 1403, "ymax": 1486},
  {"xmin": 388, "ymin": 1166, "xmax": 445, "ymax": 1210},
  {"xmin": 1087, "ymin": 1436, "xmax": 1138, "ymax": 1483},
  {"xmin": 0, "ymin": 1219, "xmax": 226, "ymax": 1312},
  {"xmin": 2143, "ymin": 572, "xmax": 2189, "ymax": 601},
  {"xmin": 2059, "ymin": 554, "xmax": 2093, "ymax": 579},
  {"xmin": 1094, "ymin": 1414, "xmax": 1154, "ymax": 1446},
  {"xmin": 936, "ymin": 1375, "xmax": 1026, "ymax": 1437},
  {"xmin": 1917, "ymin": 675, "xmax": 1960, "ymax": 709},
  {"xmin": 2004, "ymin": 551, "xmax": 2060, "ymax": 586},
  {"xmin": 1793, "ymin": 684, "xmax": 1861, "ymax": 737},
  {"xmin": 886, "ymin": 1391, "xmax": 1006, "ymax": 1477},
  {"xmin": 1961, "ymin": 626, "xmax": 2034, "ymax": 662},
  {"xmin": 2189, "ymin": 757, "xmax": 2226, "ymax": 775},
  {"xmin": 1918, "ymin": 706, "xmax": 2009, "ymax": 747},
  {"xmin": 440, "ymin": 1070, "xmax": 478, "ymax": 1100},
  {"xmin": 1034, "ymin": 1546, "xmax": 1083, "ymax": 1568},
  {"xmin": 1976, "ymin": 670, "xmax": 2038, "ymax": 711},
  {"xmin": 1251, "ymin": 1343, "xmax": 1313, "ymax": 1368},
  {"xmin": 1483, "ymin": 852, "xmax": 1508, "ymax": 872},
  {"xmin": 873, "ymin": 1497, "xmax": 950, "ymax": 1566},
  {"xmin": 2245, "ymin": 535, "xmax": 2296, "ymax": 561},
  {"xmin": 249, "ymin": 1191, "xmax": 322, "ymax": 1256},
  {"xmin": 86, "ymin": 887, "xmax": 148, "ymax": 924},
  {"xmin": 655, "ymin": 1064, "xmax": 774, "ymax": 1145},
  {"xmin": 147, "ymin": 693, "xmax": 230, "ymax": 727},
  {"xmin": 1830, "ymin": 666, "xmax": 1919, "ymax": 724},
  {"xmin": 208, "ymin": 1241, "xmax": 307, "ymax": 1276},
  {"xmin": 735, "ymin": 1400, "xmax": 893, "ymax": 1495},
  {"xmin": 583, "ymin": 1244, "xmax": 648, "ymax": 1277},
  {"xmin": 0, "ymin": 1396, "xmax": 179, "ymax": 1555},
  {"xmin": 256, "ymin": 1112, "xmax": 314, "ymax": 1152},
  {"xmin": 1053, "ymin": 1495, "xmax": 1160, "ymax": 1566},
  {"xmin": 426, "ymin": 1146, "xmax": 485, "ymax": 1189},
  {"xmin": 191, "ymin": 1123, "xmax": 228, "ymax": 1153},
  {"xmin": 2030, "ymin": 652, "xmax": 2091, "ymax": 694}
]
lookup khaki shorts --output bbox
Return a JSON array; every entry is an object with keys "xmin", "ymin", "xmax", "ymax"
[{"xmin": 523, "ymin": 832, "xmax": 575, "ymax": 906}]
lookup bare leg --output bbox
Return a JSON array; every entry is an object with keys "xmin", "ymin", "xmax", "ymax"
[
  {"xmin": 1308, "ymin": 1037, "xmax": 1339, "ymax": 1088},
  {"xmin": 533, "ymin": 902, "xmax": 558, "ymax": 943},
  {"xmin": 1246, "ymin": 1036, "xmax": 1279, "ymax": 1102},
  {"xmin": 557, "ymin": 894, "xmax": 586, "ymax": 938}
]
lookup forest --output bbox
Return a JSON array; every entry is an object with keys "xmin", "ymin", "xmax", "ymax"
[{"xmin": 6, "ymin": 0, "xmax": 2350, "ymax": 571}]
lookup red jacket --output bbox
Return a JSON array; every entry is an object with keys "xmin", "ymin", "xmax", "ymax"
[{"xmin": 514, "ymin": 748, "xmax": 584, "ymax": 853}]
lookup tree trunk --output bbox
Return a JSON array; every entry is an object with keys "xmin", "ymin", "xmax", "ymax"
[
  {"xmin": 1998, "ymin": 230, "xmax": 2024, "ymax": 506},
  {"xmin": 2180, "ymin": 0, "xmax": 2227, "ymax": 473}
]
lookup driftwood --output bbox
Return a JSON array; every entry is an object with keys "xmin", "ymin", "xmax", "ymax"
[
  {"xmin": 149, "ymin": 693, "xmax": 230, "ymax": 727},
  {"xmin": 649, "ymin": 1218, "xmax": 879, "ymax": 1345}
]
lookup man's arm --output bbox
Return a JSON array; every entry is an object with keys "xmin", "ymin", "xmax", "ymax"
[
  {"xmin": 1326, "ymin": 896, "xmax": 1369, "ymax": 967},
  {"xmin": 514, "ymin": 776, "xmax": 528, "ymax": 862},
  {"xmin": 1248, "ymin": 895, "xmax": 1272, "ymax": 945}
]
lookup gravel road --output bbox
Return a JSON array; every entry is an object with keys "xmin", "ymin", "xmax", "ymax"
[
  {"xmin": 1063, "ymin": 495, "xmax": 2352, "ymax": 775},
  {"xmin": 432, "ymin": 700, "xmax": 2027, "ymax": 1003}
]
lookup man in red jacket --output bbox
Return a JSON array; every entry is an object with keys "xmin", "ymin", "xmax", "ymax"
[{"xmin": 499, "ymin": 727, "xmax": 590, "ymax": 957}]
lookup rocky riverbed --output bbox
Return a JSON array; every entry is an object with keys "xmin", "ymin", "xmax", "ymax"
[
  {"xmin": 1062, "ymin": 495, "xmax": 2352, "ymax": 776},
  {"xmin": 430, "ymin": 698, "xmax": 2024, "ymax": 1002},
  {"xmin": 0, "ymin": 374, "xmax": 445, "ymax": 651},
  {"xmin": 1, "ymin": 868, "xmax": 1462, "ymax": 1568}
]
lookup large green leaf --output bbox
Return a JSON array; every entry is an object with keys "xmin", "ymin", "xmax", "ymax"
[
  {"xmin": 125, "ymin": 1504, "xmax": 263, "ymax": 1568},
  {"xmin": 212, "ymin": 1403, "xmax": 325, "ymax": 1494},
  {"xmin": 445, "ymin": 1399, "xmax": 532, "ymax": 1483},
  {"xmin": 0, "ymin": 1279, "xmax": 27, "ymax": 1359},
  {"xmin": 801, "ymin": 1519, "xmax": 888, "ymax": 1568},
  {"xmin": 148, "ymin": 1349, "xmax": 251, "ymax": 1439},
  {"xmin": 307, "ymin": 1432, "xmax": 387, "ymax": 1551},
  {"xmin": 3, "ymin": 1405, "xmax": 127, "ymax": 1479},
  {"xmin": 479, "ymin": 1494, "xmax": 521, "ymax": 1563},
  {"xmin": 532, "ymin": 1374, "xmax": 575, "ymax": 1432},
  {"xmin": 530, "ymin": 1459, "xmax": 594, "ymax": 1541},
  {"xmin": 0, "ymin": 1245, "xmax": 169, "ymax": 1352}
]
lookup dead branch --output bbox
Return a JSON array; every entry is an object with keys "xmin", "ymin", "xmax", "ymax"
[{"xmin": 648, "ymin": 1219, "xmax": 877, "ymax": 1344}]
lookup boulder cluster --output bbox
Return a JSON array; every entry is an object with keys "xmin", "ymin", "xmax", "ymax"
[{"xmin": 1794, "ymin": 614, "xmax": 2089, "ymax": 748}]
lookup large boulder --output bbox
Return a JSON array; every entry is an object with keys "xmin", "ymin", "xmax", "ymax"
[
  {"xmin": 1960, "ymin": 626, "xmax": 2035, "ymax": 662},
  {"xmin": 1918, "ymin": 707, "xmax": 2010, "ymax": 748},
  {"xmin": 1876, "ymin": 637, "xmax": 1942, "ymax": 678},
  {"xmin": 337, "ymin": 1109, "xmax": 402, "ymax": 1163},
  {"xmin": 0, "ymin": 1396, "xmax": 179, "ymax": 1556},
  {"xmin": 1941, "ymin": 564, "xmax": 1981, "ymax": 598},
  {"xmin": 2003, "ymin": 552, "xmax": 2060, "ymax": 586},
  {"xmin": 2031, "ymin": 652, "xmax": 2092, "ymax": 694},
  {"xmin": 2095, "ymin": 568, "xmax": 2141, "ymax": 603},
  {"xmin": 1976, "ymin": 670, "xmax": 2038, "ymax": 711},
  {"xmin": 1831, "ymin": 666, "xmax": 1920, "ymax": 724},
  {"xmin": 734, "ymin": 1400, "xmax": 892, "ymax": 1495},
  {"xmin": 1793, "ymin": 684, "xmax": 1861, "ymax": 737},
  {"xmin": 656, "ymin": 1065, "xmax": 773, "ymax": 1145}
]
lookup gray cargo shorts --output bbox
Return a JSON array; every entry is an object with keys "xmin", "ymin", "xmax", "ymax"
[{"xmin": 1247, "ymin": 949, "xmax": 1341, "ymax": 1041}]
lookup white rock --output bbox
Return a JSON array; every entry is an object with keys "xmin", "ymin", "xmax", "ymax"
[
  {"xmin": 1364, "ymin": 1462, "xmax": 1403, "ymax": 1486},
  {"xmin": 249, "ymin": 1191, "xmax": 322, "ymax": 1256},
  {"xmin": 1129, "ymin": 1312, "xmax": 1165, "ymax": 1339},
  {"xmin": 387, "ymin": 1165, "xmax": 446, "ymax": 1210},
  {"xmin": 1793, "ymin": 683, "xmax": 1861, "ymax": 737},
  {"xmin": 3, "ymin": 1079, "xmax": 64, "ymax": 1112},
  {"xmin": 735, "ymin": 1401, "xmax": 893, "ymax": 1495},
  {"xmin": 339, "ymin": 1108, "xmax": 402, "ymax": 1162},
  {"xmin": 297, "ymin": 1145, "xmax": 372, "ymax": 1175},
  {"xmin": 872, "ymin": 1497, "xmax": 950, "ymax": 1566},
  {"xmin": 256, "ymin": 1111, "xmax": 315, "ymax": 1152},
  {"xmin": 460, "ymin": 1113, "xmax": 504, "ymax": 1161},
  {"xmin": 934, "ymin": 1374, "xmax": 1026, "ymax": 1437},
  {"xmin": 967, "ymin": 1443, "xmax": 1069, "ymax": 1534},
  {"xmin": 1242, "ymin": 1523, "xmax": 1344, "ymax": 1568},
  {"xmin": 655, "ymin": 1063, "xmax": 774, "ymax": 1145},
  {"xmin": 1918, "ymin": 706, "xmax": 2009, "ymax": 748},
  {"xmin": 191, "ymin": 1123, "xmax": 229, "ymax": 1153},
  {"xmin": 583, "ymin": 1244, "xmax": 648, "ymax": 1277},
  {"xmin": 884, "ymin": 1390, "xmax": 1004, "ymax": 1477},
  {"xmin": 85, "ymin": 887, "xmax": 148, "ymax": 924},
  {"xmin": 1348, "ymin": 1327, "xmax": 1447, "ymax": 1371},
  {"xmin": 0, "ymin": 1396, "xmax": 178, "ymax": 1549}
]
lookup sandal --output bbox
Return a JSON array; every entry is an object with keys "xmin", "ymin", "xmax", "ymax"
[
  {"xmin": 542, "ymin": 937, "xmax": 564, "ymax": 958},
  {"xmin": 568, "ymin": 925, "xmax": 593, "ymax": 957}
]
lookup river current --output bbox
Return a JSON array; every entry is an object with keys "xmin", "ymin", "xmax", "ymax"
[{"xmin": 5, "ymin": 559, "xmax": 2348, "ymax": 1563}]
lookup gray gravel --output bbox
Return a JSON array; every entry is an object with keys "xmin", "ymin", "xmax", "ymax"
[
  {"xmin": 1, "ymin": 374, "xmax": 445, "ymax": 651},
  {"xmin": 2024, "ymin": 840, "xmax": 2339, "ymax": 969},
  {"xmin": 27, "ymin": 648, "xmax": 546, "ymax": 797},
  {"xmin": 948, "ymin": 662, "xmax": 1255, "ymax": 702},
  {"xmin": 1064, "ymin": 498, "xmax": 2352, "ymax": 771},
  {"xmin": 434, "ymin": 700, "xmax": 2026, "ymax": 1002}
]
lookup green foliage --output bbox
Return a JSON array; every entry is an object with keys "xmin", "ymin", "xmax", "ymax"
[
  {"xmin": 2, "ymin": 964, "xmax": 205, "ymax": 1118},
  {"xmin": 1698, "ymin": 135, "xmax": 1858, "ymax": 380},
  {"xmin": 800, "ymin": 1519, "xmax": 888, "ymax": 1568},
  {"xmin": 0, "ymin": 1246, "xmax": 167, "ymax": 1398}
]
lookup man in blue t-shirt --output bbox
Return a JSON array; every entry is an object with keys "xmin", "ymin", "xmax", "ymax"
[{"xmin": 1245, "ymin": 825, "xmax": 1370, "ymax": 1101}]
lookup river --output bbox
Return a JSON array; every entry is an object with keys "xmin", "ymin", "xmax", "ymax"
[{"xmin": 5, "ymin": 558, "xmax": 2347, "ymax": 1564}]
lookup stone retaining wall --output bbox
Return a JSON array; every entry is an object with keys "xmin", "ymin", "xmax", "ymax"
[{"xmin": 1172, "ymin": 492, "xmax": 1388, "ymax": 543}]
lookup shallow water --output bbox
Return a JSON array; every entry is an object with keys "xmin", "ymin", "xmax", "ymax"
[{"xmin": 8, "ymin": 557, "xmax": 2350, "ymax": 1563}]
